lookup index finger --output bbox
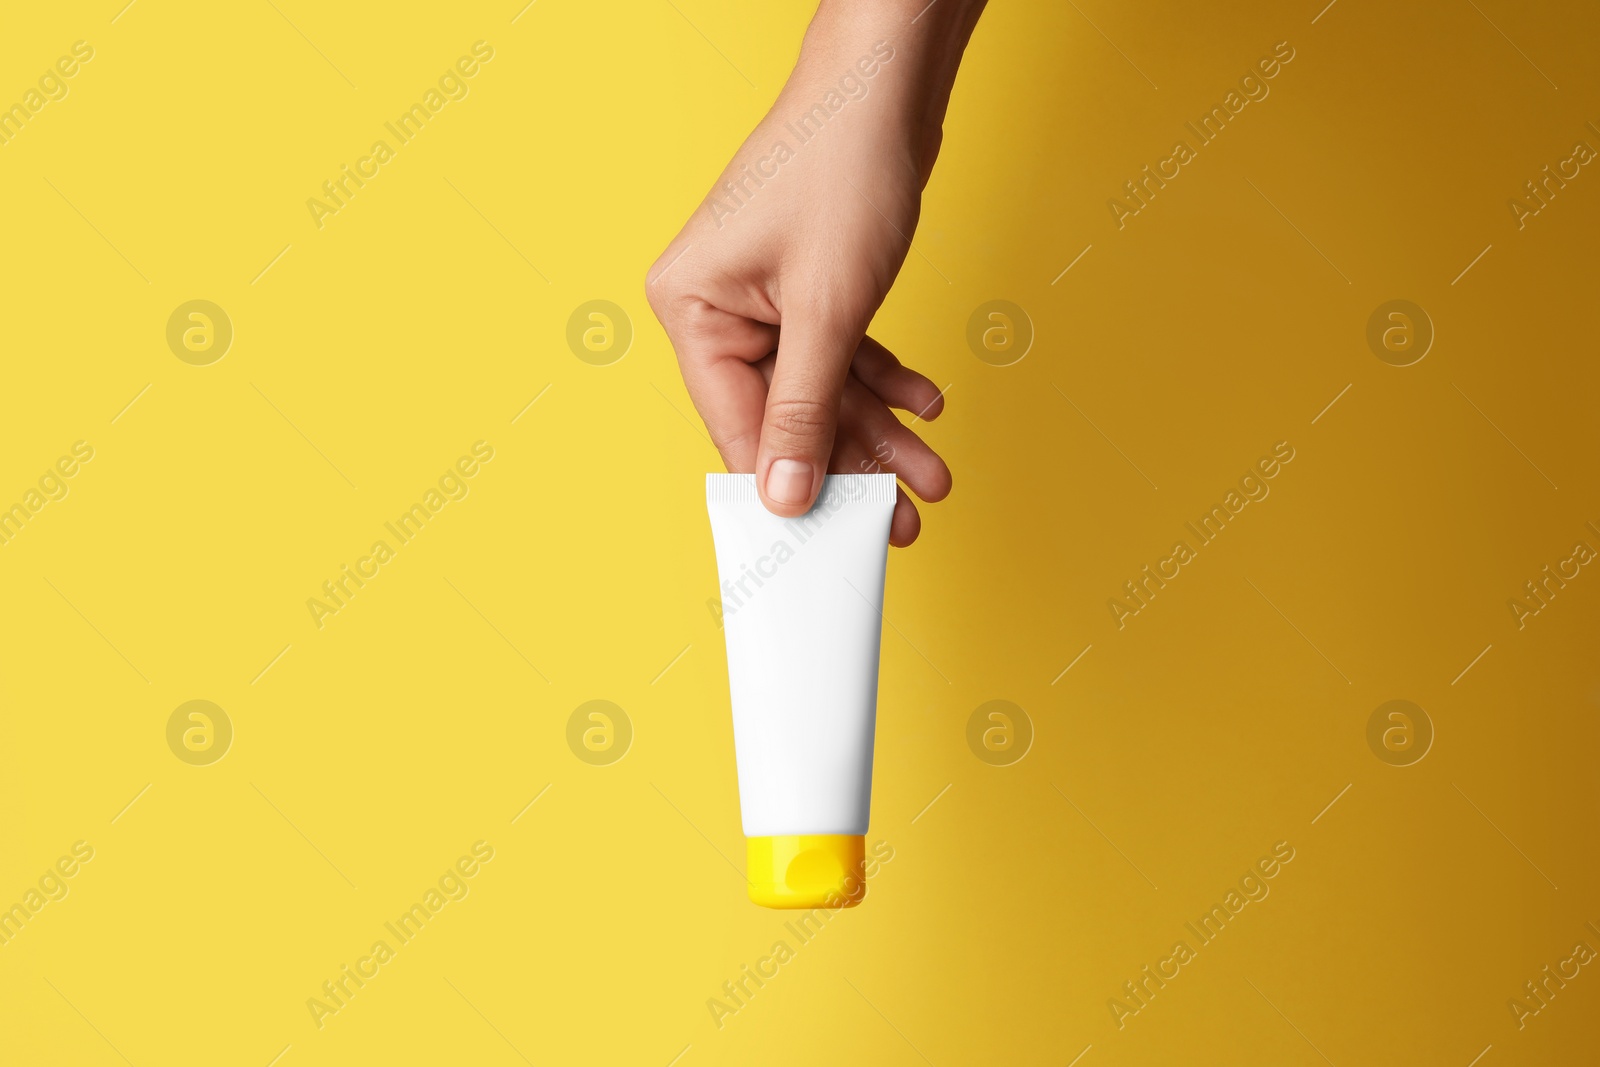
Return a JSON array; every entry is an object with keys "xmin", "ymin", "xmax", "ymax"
[{"xmin": 657, "ymin": 301, "xmax": 778, "ymax": 472}]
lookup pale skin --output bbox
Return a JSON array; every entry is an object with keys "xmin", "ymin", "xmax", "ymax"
[{"xmin": 647, "ymin": 0, "xmax": 988, "ymax": 546}]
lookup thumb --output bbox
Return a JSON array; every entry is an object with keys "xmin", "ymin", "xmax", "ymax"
[{"xmin": 757, "ymin": 316, "xmax": 855, "ymax": 517}]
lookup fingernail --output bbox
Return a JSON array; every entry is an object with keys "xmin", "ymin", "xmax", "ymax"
[{"xmin": 765, "ymin": 459, "xmax": 814, "ymax": 506}]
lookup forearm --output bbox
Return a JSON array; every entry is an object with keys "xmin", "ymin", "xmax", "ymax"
[
  {"xmin": 792, "ymin": 0, "xmax": 988, "ymax": 171},
  {"xmin": 802, "ymin": 0, "xmax": 988, "ymax": 80}
]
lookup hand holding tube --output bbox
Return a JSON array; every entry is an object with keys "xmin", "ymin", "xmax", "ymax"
[{"xmin": 647, "ymin": 0, "xmax": 986, "ymax": 545}]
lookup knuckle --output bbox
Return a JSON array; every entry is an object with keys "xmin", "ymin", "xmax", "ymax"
[
  {"xmin": 764, "ymin": 396, "xmax": 834, "ymax": 443},
  {"xmin": 676, "ymin": 298, "xmax": 722, "ymax": 338},
  {"xmin": 644, "ymin": 269, "xmax": 681, "ymax": 318},
  {"xmin": 644, "ymin": 251, "xmax": 696, "ymax": 313}
]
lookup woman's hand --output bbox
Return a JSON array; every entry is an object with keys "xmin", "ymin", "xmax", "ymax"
[{"xmin": 646, "ymin": 0, "xmax": 985, "ymax": 546}]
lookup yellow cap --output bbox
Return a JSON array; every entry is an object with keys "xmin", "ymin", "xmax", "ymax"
[{"xmin": 746, "ymin": 835, "xmax": 866, "ymax": 909}]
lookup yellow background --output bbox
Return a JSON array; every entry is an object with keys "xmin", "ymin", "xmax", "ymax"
[{"xmin": 2, "ymin": 0, "xmax": 1598, "ymax": 1064}]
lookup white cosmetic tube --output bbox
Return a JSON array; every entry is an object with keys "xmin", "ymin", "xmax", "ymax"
[{"xmin": 706, "ymin": 473, "xmax": 896, "ymax": 908}]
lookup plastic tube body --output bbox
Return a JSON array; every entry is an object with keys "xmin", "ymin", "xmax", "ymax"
[{"xmin": 706, "ymin": 474, "xmax": 895, "ymax": 841}]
